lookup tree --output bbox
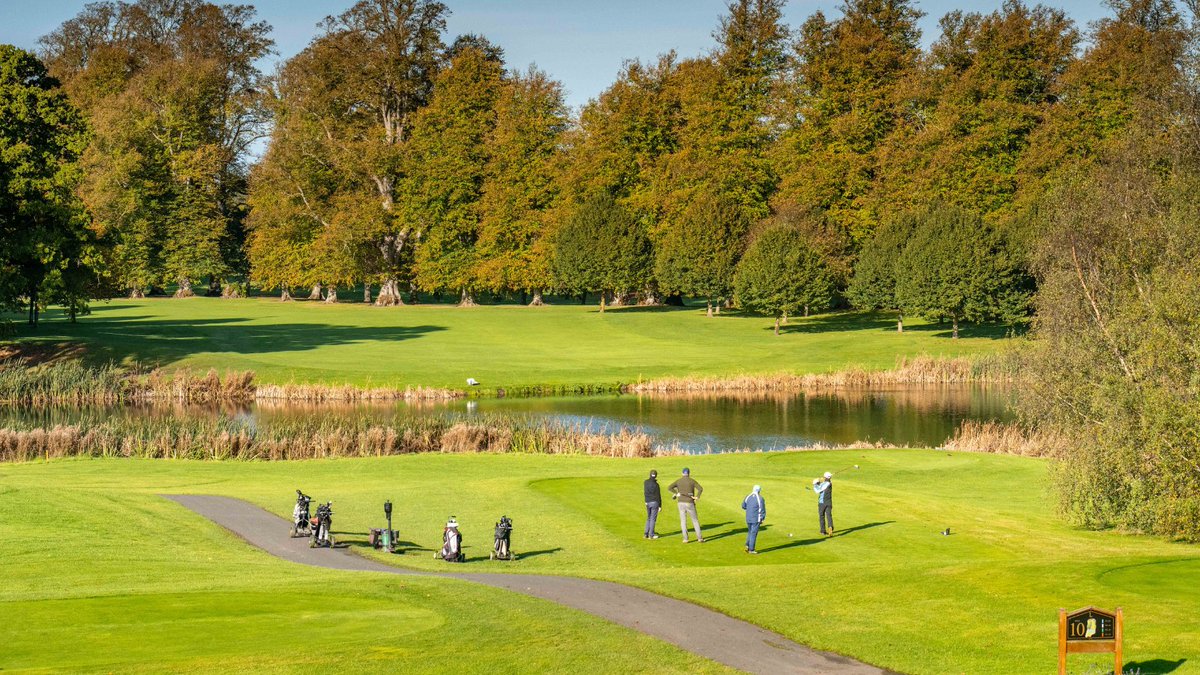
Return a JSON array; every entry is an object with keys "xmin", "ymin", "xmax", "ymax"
[
  {"xmin": 406, "ymin": 40, "xmax": 505, "ymax": 305},
  {"xmin": 773, "ymin": 0, "xmax": 924, "ymax": 242},
  {"xmin": 474, "ymin": 67, "xmax": 568, "ymax": 304},
  {"xmin": 651, "ymin": 0, "xmax": 788, "ymax": 311},
  {"xmin": 847, "ymin": 213, "xmax": 916, "ymax": 331},
  {"xmin": 550, "ymin": 195, "xmax": 651, "ymax": 311},
  {"xmin": 894, "ymin": 204, "xmax": 1032, "ymax": 338},
  {"xmin": 0, "ymin": 46, "xmax": 92, "ymax": 326},
  {"xmin": 734, "ymin": 222, "xmax": 835, "ymax": 334},
  {"xmin": 43, "ymin": 0, "xmax": 273, "ymax": 296}
]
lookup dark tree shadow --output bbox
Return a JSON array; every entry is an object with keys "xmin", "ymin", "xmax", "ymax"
[
  {"xmin": 17, "ymin": 311, "xmax": 446, "ymax": 369},
  {"xmin": 1123, "ymin": 659, "xmax": 1187, "ymax": 674}
]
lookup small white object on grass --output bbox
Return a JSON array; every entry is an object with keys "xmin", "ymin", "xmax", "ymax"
[
  {"xmin": 788, "ymin": 533, "xmax": 793, "ymax": 537},
  {"xmin": 466, "ymin": 378, "xmax": 479, "ymax": 386}
]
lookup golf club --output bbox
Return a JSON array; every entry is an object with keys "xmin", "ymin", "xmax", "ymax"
[{"xmin": 830, "ymin": 463, "xmax": 860, "ymax": 475}]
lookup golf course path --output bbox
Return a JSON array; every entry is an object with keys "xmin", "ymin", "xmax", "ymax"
[{"xmin": 166, "ymin": 494, "xmax": 888, "ymax": 675}]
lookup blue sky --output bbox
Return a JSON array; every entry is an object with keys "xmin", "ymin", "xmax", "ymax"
[{"xmin": 2, "ymin": 0, "xmax": 1112, "ymax": 111}]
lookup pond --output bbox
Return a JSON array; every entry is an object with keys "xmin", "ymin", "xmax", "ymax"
[{"xmin": 3, "ymin": 385, "xmax": 1013, "ymax": 453}]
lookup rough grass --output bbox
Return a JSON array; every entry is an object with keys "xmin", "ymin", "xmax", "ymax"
[
  {"xmin": 4, "ymin": 451, "xmax": 1197, "ymax": 674},
  {"xmin": 11, "ymin": 299, "xmax": 1013, "ymax": 390}
]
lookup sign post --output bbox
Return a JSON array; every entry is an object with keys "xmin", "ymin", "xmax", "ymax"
[{"xmin": 1058, "ymin": 606, "xmax": 1123, "ymax": 675}]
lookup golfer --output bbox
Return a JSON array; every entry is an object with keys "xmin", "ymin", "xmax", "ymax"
[
  {"xmin": 643, "ymin": 469, "xmax": 661, "ymax": 539},
  {"xmin": 814, "ymin": 472, "xmax": 834, "ymax": 535},
  {"xmin": 741, "ymin": 485, "xmax": 765, "ymax": 554},
  {"xmin": 668, "ymin": 467, "xmax": 704, "ymax": 543}
]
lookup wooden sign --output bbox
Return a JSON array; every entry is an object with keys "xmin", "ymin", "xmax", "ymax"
[{"xmin": 1058, "ymin": 606, "xmax": 1123, "ymax": 674}]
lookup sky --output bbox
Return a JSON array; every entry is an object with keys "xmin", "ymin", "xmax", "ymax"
[{"xmin": 1, "ymin": 0, "xmax": 1113, "ymax": 112}]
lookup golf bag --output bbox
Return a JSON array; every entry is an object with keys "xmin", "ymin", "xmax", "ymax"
[
  {"xmin": 290, "ymin": 490, "xmax": 313, "ymax": 538},
  {"xmin": 310, "ymin": 502, "xmax": 334, "ymax": 548},
  {"xmin": 490, "ymin": 516, "xmax": 513, "ymax": 561},
  {"xmin": 436, "ymin": 517, "xmax": 465, "ymax": 562}
]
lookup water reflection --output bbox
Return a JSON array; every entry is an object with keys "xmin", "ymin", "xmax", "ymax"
[{"xmin": 0, "ymin": 385, "xmax": 1012, "ymax": 453}]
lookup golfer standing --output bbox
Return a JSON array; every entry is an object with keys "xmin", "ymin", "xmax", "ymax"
[
  {"xmin": 643, "ymin": 469, "xmax": 661, "ymax": 539},
  {"xmin": 815, "ymin": 472, "xmax": 834, "ymax": 535},
  {"xmin": 668, "ymin": 468, "xmax": 704, "ymax": 543},
  {"xmin": 741, "ymin": 485, "xmax": 765, "ymax": 554}
]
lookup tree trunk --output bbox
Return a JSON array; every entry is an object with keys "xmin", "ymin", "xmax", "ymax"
[
  {"xmin": 774, "ymin": 316, "xmax": 780, "ymax": 336},
  {"xmin": 599, "ymin": 292, "xmax": 606, "ymax": 314},
  {"xmin": 174, "ymin": 278, "xmax": 195, "ymax": 298},
  {"xmin": 363, "ymin": 284, "xmax": 372, "ymax": 304},
  {"xmin": 221, "ymin": 283, "xmax": 241, "ymax": 298},
  {"xmin": 129, "ymin": 288, "xmax": 145, "ymax": 299},
  {"xmin": 324, "ymin": 286, "xmax": 338, "ymax": 303},
  {"xmin": 781, "ymin": 312, "xmax": 788, "ymax": 325},
  {"xmin": 280, "ymin": 286, "xmax": 292, "ymax": 302},
  {"xmin": 408, "ymin": 281, "xmax": 420, "ymax": 304},
  {"xmin": 307, "ymin": 283, "xmax": 323, "ymax": 300},
  {"xmin": 458, "ymin": 288, "xmax": 477, "ymax": 307},
  {"xmin": 28, "ymin": 284, "xmax": 38, "ymax": 328},
  {"xmin": 706, "ymin": 300, "xmax": 713, "ymax": 318},
  {"xmin": 803, "ymin": 305, "xmax": 810, "ymax": 317},
  {"xmin": 897, "ymin": 312, "xmax": 904, "ymax": 333},
  {"xmin": 529, "ymin": 290, "xmax": 545, "ymax": 306},
  {"xmin": 952, "ymin": 316, "xmax": 959, "ymax": 339},
  {"xmin": 375, "ymin": 279, "xmax": 404, "ymax": 306},
  {"xmin": 609, "ymin": 291, "xmax": 625, "ymax": 307},
  {"xmin": 640, "ymin": 290, "xmax": 660, "ymax": 306}
]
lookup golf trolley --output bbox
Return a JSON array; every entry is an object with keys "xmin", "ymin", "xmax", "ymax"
[
  {"xmin": 490, "ymin": 515, "xmax": 514, "ymax": 561},
  {"xmin": 310, "ymin": 501, "xmax": 335, "ymax": 548},
  {"xmin": 369, "ymin": 500, "xmax": 400, "ymax": 553},
  {"xmin": 436, "ymin": 517, "xmax": 465, "ymax": 562},
  {"xmin": 290, "ymin": 490, "xmax": 313, "ymax": 538}
]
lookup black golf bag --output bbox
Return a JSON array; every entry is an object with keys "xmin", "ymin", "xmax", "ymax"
[
  {"xmin": 491, "ymin": 516, "xmax": 513, "ymax": 561},
  {"xmin": 310, "ymin": 502, "xmax": 334, "ymax": 548},
  {"xmin": 290, "ymin": 490, "xmax": 313, "ymax": 538},
  {"xmin": 436, "ymin": 517, "xmax": 465, "ymax": 562}
]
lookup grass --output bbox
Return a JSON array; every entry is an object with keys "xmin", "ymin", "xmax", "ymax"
[
  {"xmin": 11, "ymin": 298, "xmax": 1011, "ymax": 390},
  {"xmin": 4, "ymin": 450, "xmax": 1197, "ymax": 674}
]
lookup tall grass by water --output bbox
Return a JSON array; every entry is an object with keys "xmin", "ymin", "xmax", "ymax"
[
  {"xmin": 0, "ymin": 412, "xmax": 659, "ymax": 462},
  {"xmin": 628, "ymin": 353, "xmax": 1026, "ymax": 393}
]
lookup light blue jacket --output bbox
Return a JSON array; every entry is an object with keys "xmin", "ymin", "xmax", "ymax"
[{"xmin": 741, "ymin": 492, "xmax": 765, "ymax": 523}]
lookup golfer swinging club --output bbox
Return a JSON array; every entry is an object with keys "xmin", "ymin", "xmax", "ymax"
[
  {"xmin": 814, "ymin": 471, "xmax": 834, "ymax": 535},
  {"xmin": 668, "ymin": 467, "xmax": 704, "ymax": 543}
]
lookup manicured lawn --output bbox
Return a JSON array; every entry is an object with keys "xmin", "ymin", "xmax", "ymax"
[
  {"xmin": 14, "ymin": 298, "xmax": 1010, "ymax": 389},
  {"xmin": 5, "ymin": 451, "xmax": 1196, "ymax": 674}
]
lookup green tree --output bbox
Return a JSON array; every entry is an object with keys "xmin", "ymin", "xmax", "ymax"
[
  {"xmin": 43, "ymin": 0, "xmax": 273, "ymax": 296},
  {"xmin": 0, "ymin": 46, "xmax": 92, "ymax": 326},
  {"xmin": 734, "ymin": 223, "xmax": 835, "ymax": 335},
  {"xmin": 475, "ymin": 67, "xmax": 568, "ymax": 304},
  {"xmin": 550, "ymin": 195, "xmax": 651, "ymax": 312},
  {"xmin": 895, "ymin": 204, "xmax": 1032, "ymax": 338},
  {"xmin": 847, "ymin": 213, "xmax": 916, "ymax": 331},
  {"xmin": 773, "ymin": 0, "xmax": 924, "ymax": 242},
  {"xmin": 407, "ymin": 40, "xmax": 505, "ymax": 305}
]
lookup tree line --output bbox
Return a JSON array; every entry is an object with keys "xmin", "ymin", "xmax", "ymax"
[{"xmin": 1, "ymin": 0, "xmax": 1181, "ymax": 329}]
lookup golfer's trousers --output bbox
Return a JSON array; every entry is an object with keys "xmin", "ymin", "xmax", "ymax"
[
  {"xmin": 819, "ymin": 502, "xmax": 834, "ymax": 533},
  {"xmin": 645, "ymin": 501, "xmax": 660, "ymax": 536},
  {"xmin": 746, "ymin": 521, "xmax": 761, "ymax": 551},
  {"xmin": 678, "ymin": 502, "xmax": 702, "ymax": 540}
]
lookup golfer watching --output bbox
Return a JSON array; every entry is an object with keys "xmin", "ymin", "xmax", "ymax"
[
  {"xmin": 741, "ymin": 485, "xmax": 765, "ymax": 554},
  {"xmin": 668, "ymin": 468, "xmax": 704, "ymax": 543},
  {"xmin": 643, "ymin": 469, "xmax": 662, "ymax": 539}
]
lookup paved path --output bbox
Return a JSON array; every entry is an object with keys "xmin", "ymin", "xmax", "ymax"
[{"xmin": 166, "ymin": 494, "xmax": 889, "ymax": 675}]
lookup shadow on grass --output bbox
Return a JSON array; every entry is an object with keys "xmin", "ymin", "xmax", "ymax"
[
  {"xmin": 16, "ymin": 312, "xmax": 447, "ymax": 369},
  {"xmin": 516, "ymin": 547, "xmax": 562, "ymax": 560},
  {"xmin": 657, "ymin": 521, "xmax": 734, "ymax": 539},
  {"xmin": 831, "ymin": 521, "xmax": 895, "ymax": 538},
  {"xmin": 1123, "ymin": 659, "xmax": 1187, "ymax": 674}
]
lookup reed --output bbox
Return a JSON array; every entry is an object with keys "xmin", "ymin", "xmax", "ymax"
[
  {"xmin": 626, "ymin": 353, "xmax": 1027, "ymax": 393},
  {"xmin": 940, "ymin": 419, "xmax": 1067, "ymax": 458},
  {"xmin": 0, "ymin": 412, "xmax": 660, "ymax": 462}
]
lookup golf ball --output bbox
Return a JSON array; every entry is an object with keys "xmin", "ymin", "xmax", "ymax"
[{"xmin": 788, "ymin": 533, "xmax": 793, "ymax": 537}]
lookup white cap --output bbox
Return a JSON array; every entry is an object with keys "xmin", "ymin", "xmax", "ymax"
[
  {"xmin": 812, "ymin": 478, "xmax": 820, "ymax": 485},
  {"xmin": 824, "ymin": 472, "xmax": 833, "ymax": 478},
  {"xmin": 752, "ymin": 485, "xmax": 761, "ymax": 493}
]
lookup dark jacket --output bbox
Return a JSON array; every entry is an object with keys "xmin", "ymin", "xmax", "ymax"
[
  {"xmin": 668, "ymin": 476, "xmax": 703, "ymax": 504},
  {"xmin": 644, "ymin": 477, "xmax": 661, "ymax": 503}
]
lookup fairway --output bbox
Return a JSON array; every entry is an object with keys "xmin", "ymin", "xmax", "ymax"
[
  {"xmin": 5, "ymin": 451, "xmax": 1196, "ymax": 674},
  {"xmin": 18, "ymin": 298, "xmax": 1009, "ymax": 389}
]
